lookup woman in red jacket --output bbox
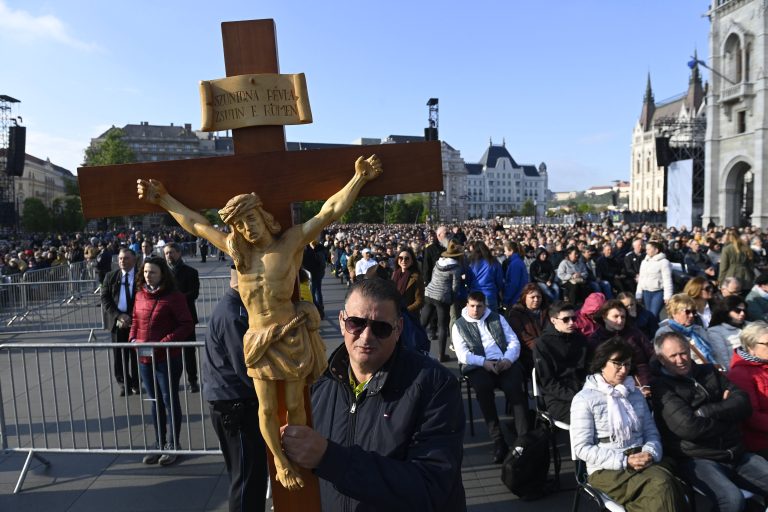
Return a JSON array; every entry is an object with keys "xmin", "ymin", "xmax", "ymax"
[
  {"xmin": 130, "ymin": 256, "xmax": 194, "ymax": 465},
  {"xmin": 729, "ymin": 321, "xmax": 768, "ymax": 459}
]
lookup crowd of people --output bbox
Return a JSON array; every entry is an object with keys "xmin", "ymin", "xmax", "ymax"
[
  {"xmin": 308, "ymin": 219, "xmax": 768, "ymax": 510},
  {"xmin": 0, "ymin": 228, "xmax": 208, "ymax": 280},
  {"xmin": 8, "ymin": 217, "xmax": 768, "ymax": 509}
]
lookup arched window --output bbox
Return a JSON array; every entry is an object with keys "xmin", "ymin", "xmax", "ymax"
[{"xmin": 724, "ymin": 33, "xmax": 743, "ymax": 83}]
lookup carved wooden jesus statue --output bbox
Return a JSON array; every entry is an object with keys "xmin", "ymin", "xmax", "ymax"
[{"xmin": 137, "ymin": 155, "xmax": 382, "ymax": 490}]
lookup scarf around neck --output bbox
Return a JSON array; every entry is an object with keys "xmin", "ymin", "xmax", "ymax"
[
  {"xmin": 593, "ymin": 373, "xmax": 639, "ymax": 445},
  {"xmin": 668, "ymin": 320, "xmax": 716, "ymax": 365},
  {"xmin": 736, "ymin": 346, "xmax": 768, "ymax": 364},
  {"xmin": 392, "ymin": 268, "xmax": 411, "ymax": 296}
]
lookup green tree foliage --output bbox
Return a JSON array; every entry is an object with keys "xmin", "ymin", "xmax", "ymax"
[
  {"xmin": 299, "ymin": 200, "xmax": 324, "ymax": 223},
  {"xmin": 521, "ymin": 199, "xmax": 535, "ymax": 216},
  {"xmin": 83, "ymin": 128, "xmax": 136, "ymax": 166},
  {"xmin": 341, "ymin": 196, "xmax": 384, "ymax": 223},
  {"xmin": 82, "ymin": 127, "xmax": 136, "ymax": 227},
  {"xmin": 51, "ymin": 196, "xmax": 86, "ymax": 232},
  {"xmin": 21, "ymin": 198, "xmax": 52, "ymax": 232}
]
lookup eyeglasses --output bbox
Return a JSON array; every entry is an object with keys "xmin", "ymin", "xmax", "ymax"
[
  {"xmin": 557, "ymin": 316, "xmax": 576, "ymax": 323},
  {"xmin": 732, "ymin": 307, "xmax": 747, "ymax": 314},
  {"xmin": 342, "ymin": 312, "xmax": 396, "ymax": 339},
  {"xmin": 703, "ymin": 286, "xmax": 714, "ymax": 292},
  {"xmin": 608, "ymin": 359, "xmax": 632, "ymax": 370},
  {"xmin": 680, "ymin": 309, "xmax": 696, "ymax": 316}
]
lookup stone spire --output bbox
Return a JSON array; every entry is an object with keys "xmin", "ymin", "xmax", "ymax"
[
  {"xmin": 686, "ymin": 49, "xmax": 705, "ymax": 115},
  {"xmin": 639, "ymin": 72, "xmax": 655, "ymax": 132}
]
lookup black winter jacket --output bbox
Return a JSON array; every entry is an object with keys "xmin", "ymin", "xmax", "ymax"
[
  {"xmin": 650, "ymin": 360, "xmax": 752, "ymax": 462},
  {"xmin": 311, "ymin": 343, "xmax": 466, "ymax": 512},
  {"xmin": 533, "ymin": 323, "xmax": 588, "ymax": 418}
]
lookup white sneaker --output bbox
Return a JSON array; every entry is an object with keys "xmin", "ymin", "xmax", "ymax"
[{"xmin": 158, "ymin": 443, "xmax": 178, "ymax": 466}]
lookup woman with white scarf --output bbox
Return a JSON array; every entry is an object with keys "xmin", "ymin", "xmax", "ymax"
[{"xmin": 570, "ymin": 337, "xmax": 687, "ymax": 511}]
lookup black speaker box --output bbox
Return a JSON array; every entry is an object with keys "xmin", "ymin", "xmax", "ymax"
[
  {"xmin": 655, "ymin": 136, "xmax": 672, "ymax": 168},
  {"xmin": 6, "ymin": 126, "xmax": 26, "ymax": 176}
]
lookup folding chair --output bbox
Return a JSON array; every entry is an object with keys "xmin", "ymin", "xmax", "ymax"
[
  {"xmin": 531, "ymin": 367, "xmax": 570, "ymax": 483},
  {"xmin": 461, "ymin": 375, "xmax": 475, "ymax": 437},
  {"xmin": 571, "ymin": 458, "xmax": 625, "ymax": 512}
]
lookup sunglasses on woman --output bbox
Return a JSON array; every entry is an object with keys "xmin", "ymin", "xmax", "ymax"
[{"xmin": 342, "ymin": 312, "xmax": 396, "ymax": 339}]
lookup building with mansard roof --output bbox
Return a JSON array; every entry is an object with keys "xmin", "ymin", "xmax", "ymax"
[
  {"xmin": 466, "ymin": 140, "xmax": 547, "ymax": 219},
  {"xmin": 629, "ymin": 61, "xmax": 706, "ymax": 213},
  {"xmin": 90, "ymin": 122, "xmax": 234, "ymax": 162}
]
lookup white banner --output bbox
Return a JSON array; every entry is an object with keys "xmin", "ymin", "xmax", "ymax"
[{"xmin": 667, "ymin": 159, "xmax": 693, "ymax": 228}]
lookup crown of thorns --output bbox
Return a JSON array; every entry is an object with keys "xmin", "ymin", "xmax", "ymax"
[{"xmin": 218, "ymin": 193, "xmax": 262, "ymax": 224}]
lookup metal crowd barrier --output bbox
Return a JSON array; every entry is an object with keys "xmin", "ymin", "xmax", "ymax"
[
  {"xmin": 0, "ymin": 274, "xmax": 229, "ymax": 336},
  {"xmin": 0, "ymin": 341, "xmax": 221, "ymax": 493}
]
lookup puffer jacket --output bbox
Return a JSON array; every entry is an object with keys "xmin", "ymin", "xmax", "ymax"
[
  {"xmin": 311, "ymin": 343, "xmax": 466, "ymax": 512},
  {"xmin": 650, "ymin": 360, "xmax": 751, "ymax": 462},
  {"xmin": 129, "ymin": 287, "xmax": 194, "ymax": 363},
  {"xmin": 425, "ymin": 257, "xmax": 462, "ymax": 304},
  {"xmin": 635, "ymin": 252, "xmax": 673, "ymax": 300},
  {"xmin": 469, "ymin": 258, "xmax": 503, "ymax": 308},
  {"xmin": 728, "ymin": 348, "xmax": 768, "ymax": 453},
  {"xmin": 570, "ymin": 374, "xmax": 662, "ymax": 475},
  {"xmin": 707, "ymin": 322, "xmax": 743, "ymax": 368}
]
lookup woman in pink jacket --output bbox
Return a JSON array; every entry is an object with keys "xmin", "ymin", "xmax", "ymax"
[{"xmin": 130, "ymin": 256, "xmax": 194, "ymax": 465}]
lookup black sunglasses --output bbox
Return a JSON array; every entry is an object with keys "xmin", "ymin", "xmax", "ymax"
[{"xmin": 342, "ymin": 312, "xmax": 396, "ymax": 339}]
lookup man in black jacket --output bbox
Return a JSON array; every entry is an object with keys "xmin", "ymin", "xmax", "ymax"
[
  {"xmin": 281, "ymin": 278, "xmax": 466, "ymax": 511},
  {"xmin": 651, "ymin": 331, "xmax": 768, "ymax": 512},
  {"xmin": 533, "ymin": 301, "xmax": 588, "ymax": 424},
  {"xmin": 202, "ymin": 267, "xmax": 266, "ymax": 512},
  {"xmin": 623, "ymin": 238, "xmax": 645, "ymax": 293},
  {"xmin": 100, "ymin": 247, "xmax": 139, "ymax": 396},
  {"xmin": 164, "ymin": 242, "xmax": 200, "ymax": 392}
]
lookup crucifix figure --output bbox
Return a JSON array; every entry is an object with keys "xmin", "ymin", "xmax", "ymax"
[
  {"xmin": 137, "ymin": 155, "xmax": 382, "ymax": 490},
  {"xmin": 78, "ymin": 19, "xmax": 441, "ymax": 508}
]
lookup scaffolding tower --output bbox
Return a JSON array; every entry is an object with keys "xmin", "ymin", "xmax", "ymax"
[
  {"xmin": 654, "ymin": 116, "xmax": 706, "ymax": 226},
  {"xmin": 0, "ymin": 95, "xmax": 20, "ymax": 229}
]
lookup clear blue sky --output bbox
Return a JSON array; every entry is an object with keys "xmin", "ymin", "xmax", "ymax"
[{"xmin": 1, "ymin": 0, "xmax": 711, "ymax": 192}]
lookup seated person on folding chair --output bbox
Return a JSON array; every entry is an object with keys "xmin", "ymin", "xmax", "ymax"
[
  {"xmin": 570, "ymin": 337, "xmax": 687, "ymax": 511},
  {"xmin": 453, "ymin": 291, "xmax": 530, "ymax": 464},
  {"xmin": 533, "ymin": 301, "xmax": 588, "ymax": 424},
  {"xmin": 651, "ymin": 331, "xmax": 768, "ymax": 512}
]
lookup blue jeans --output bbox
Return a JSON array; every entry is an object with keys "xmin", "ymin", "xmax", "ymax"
[
  {"xmin": 590, "ymin": 280, "xmax": 613, "ymax": 299},
  {"xmin": 681, "ymin": 453, "xmax": 768, "ymax": 512},
  {"xmin": 140, "ymin": 356, "xmax": 183, "ymax": 447},
  {"xmin": 642, "ymin": 290, "xmax": 664, "ymax": 320},
  {"xmin": 537, "ymin": 282, "xmax": 560, "ymax": 302}
]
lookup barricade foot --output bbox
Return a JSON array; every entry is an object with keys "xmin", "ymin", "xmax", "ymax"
[{"xmin": 13, "ymin": 450, "xmax": 51, "ymax": 494}]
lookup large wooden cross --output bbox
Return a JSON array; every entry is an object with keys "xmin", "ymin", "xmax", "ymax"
[
  {"xmin": 77, "ymin": 19, "xmax": 442, "ymax": 512},
  {"xmin": 78, "ymin": 20, "xmax": 441, "ymax": 228}
]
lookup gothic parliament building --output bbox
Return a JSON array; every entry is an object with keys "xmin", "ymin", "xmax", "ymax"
[{"xmin": 631, "ymin": 0, "xmax": 768, "ymax": 228}]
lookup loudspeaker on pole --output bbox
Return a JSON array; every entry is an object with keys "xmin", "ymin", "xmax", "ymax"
[{"xmin": 6, "ymin": 125, "xmax": 26, "ymax": 177}]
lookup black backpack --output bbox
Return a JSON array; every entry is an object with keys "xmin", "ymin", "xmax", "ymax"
[{"xmin": 501, "ymin": 427, "xmax": 552, "ymax": 500}]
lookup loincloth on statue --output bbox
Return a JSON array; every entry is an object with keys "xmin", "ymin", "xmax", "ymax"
[{"xmin": 244, "ymin": 301, "xmax": 328, "ymax": 382}]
